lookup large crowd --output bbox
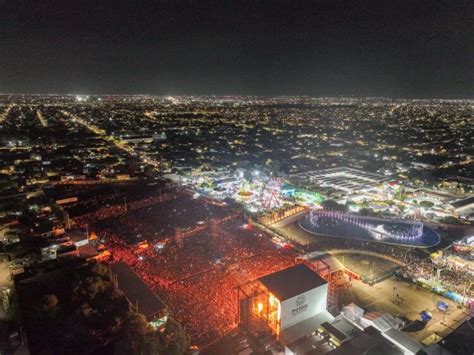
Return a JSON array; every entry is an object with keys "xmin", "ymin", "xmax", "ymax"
[
  {"xmin": 81, "ymin": 192, "xmax": 231, "ymax": 244},
  {"xmin": 404, "ymin": 247, "xmax": 473, "ymax": 298},
  {"xmin": 74, "ymin": 190, "xmax": 178, "ymax": 228},
  {"xmin": 81, "ymin": 195, "xmax": 296, "ymax": 346},
  {"xmin": 72, "ymin": 189, "xmax": 472, "ymax": 346},
  {"xmin": 305, "ymin": 236, "xmax": 473, "ymax": 298}
]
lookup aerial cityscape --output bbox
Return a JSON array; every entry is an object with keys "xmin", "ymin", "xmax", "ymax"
[
  {"xmin": 0, "ymin": 1, "xmax": 473, "ymax": 355},
  {"xmin": 0, "ymin": 95, "xmax": 472, "ymax": 354}
]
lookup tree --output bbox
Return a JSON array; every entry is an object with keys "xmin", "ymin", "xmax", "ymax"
[
  {"xmin": 89, "ymin": 261, "xmax": 109, "ymax": 277},
  {"xmin": 321, "ymin": 199, "xmax": 347, "ymax": 212},
  {"xmin": 419, "ymin": 200, "xmax": 434, "ymax": 208},
  {"xmin": 156, "ymin": 317, "xmax": 190, "ymax": 355},
  {"xmin": 359, "ymin": 208, "xmax": 373, "ymax": 217},
  {"xmin": 144, "ymin": 165, "xmax": 157, "ymax": 178},
  {"xmin": 439, "ymin": 216, "xmax": 463, "ymax": 225},
  {"xmin": 115, "ymin": 312, "xmax": 152, "ymax": 355},
  {"xmin": 103, "ymin": 155, "xmax": 119, "ymax": 166},
  {"xmin": 115, "ymin": 314, "xmax": 190, "ymax": 355},
  {"xmin": 73, "ymin": 275, "xmax": 109, "ymax": 301},
  {"xmin": 40, "ymin": 294, "xmax": 59, "ymax": 317},
  {"xmin": 0, "ymin": 179, "xmax": 17, "ymax": 190},
  {"xmin": 266, "ymin": 159, "xmax": 282, "ymax": 174}
]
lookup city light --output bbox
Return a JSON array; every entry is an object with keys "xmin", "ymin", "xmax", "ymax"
[{"xmin": 1, "ymin": 0, "xmax": 472, "ymax": 352}]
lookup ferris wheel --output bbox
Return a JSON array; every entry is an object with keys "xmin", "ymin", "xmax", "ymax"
[{"xmin": 260, "ymin": 177, "xmax": 282, "ymax": 210}]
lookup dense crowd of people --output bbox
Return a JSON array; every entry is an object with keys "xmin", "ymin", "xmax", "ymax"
[
  {"xmin": 404, "ymin": 249, "xmax": 473, "ymax": 297},
  {"xmin": 79, "ymin": 194, "xmax": 295, "ymax": 345},
  {"xmin": 306, "ymin": 236, "xmax": 473, "ymax": 298},
  {"xmin": 101, "ymin": 220, "xmax": 295, "ymax": 344},
  {"xmin": 80, "ymin": 192, "xmax": 231, "ymax": 244},
  {"xmin": 74, "ymin": 191, "xmax": 177, "ymax": 228},
  {"xmin": 71, "ymin": 189, "xmax": 472, "ymax": 346}
]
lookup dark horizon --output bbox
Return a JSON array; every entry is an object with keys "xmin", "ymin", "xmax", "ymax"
[
  {"xmin": 1, "ymin": 0, "xmax": 473, "ymax": 98},
  {"xmin": 1, "ymin": 93, "xmax": 473, "ymax": 100}
]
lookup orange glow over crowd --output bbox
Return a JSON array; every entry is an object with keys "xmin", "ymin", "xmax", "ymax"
[{"xmin": 77, "ymin": 191, "xmax": 296, "ymax": 345}]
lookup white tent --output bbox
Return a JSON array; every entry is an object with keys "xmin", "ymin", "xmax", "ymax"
[
  {"xmin": 341, "ymin": 303, "xmax": 365, "ymax": 323},
  {"xmin": 361, "ymin": 311, "xmax": 402, "ymax": 332}
]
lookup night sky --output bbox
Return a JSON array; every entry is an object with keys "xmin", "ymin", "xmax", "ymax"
[{"xmin": 1, "ymin": 0, "xmax": 473, "ymax": 97}]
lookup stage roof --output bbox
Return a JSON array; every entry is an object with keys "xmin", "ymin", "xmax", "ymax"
[
  {"xmin": 111, "ymin": 262, "xmax": 166, "ymax": 320},
  {"xmin": 258, "ymin": 263, "xmax": 327, "ymax": 301},
  {"xmin": 298, "ymin": 251, "xmax": 345, "ymax": 276}
]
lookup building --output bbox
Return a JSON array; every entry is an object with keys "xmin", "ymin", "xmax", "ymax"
[
  {"xmin": 259, "ymin": 263, "xmax": 330, "ymax": 333},
  {"xmin": 449, "ymin": 196, "xmax": 474, "ymax": 217},
  {"xmin": 111, "ymin": 262, "xmax": 168, "ymax": 328},
  {"xmin": 327, "ymin": 326, "xmax": 404, "ymax": 355},
  {"xmin": 435, "ymin": 317, "xmax": 474, "ymax": 354},
  {"xmin": 239, "ymin": 266, "xmax": 425, "ymax": 355},
  {"xmin": 238, "ymin": 264, "xmax": 334, "ymax": 347},
  {"xmin": 68, "ymin": 228, "xmax": 99, "ymax": 260},
  {"xmin": 338, "ymin": 303, "xmax": 423, "ymax": 355},
  {"xmin": 290, "ymin": 167, "xmax": 391, "ymax": 195}
]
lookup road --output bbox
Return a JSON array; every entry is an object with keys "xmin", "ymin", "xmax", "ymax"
[
  {"xmin": 36, "ymin": 109, "xmax": 48, "ymax": 127},
  {"xmin": 60, "ymin": 109, "xmax": 161, "ymax": 168},
  {"xmin": 0, "ymin": 104, "xmax": 14, "ymax": 123}
]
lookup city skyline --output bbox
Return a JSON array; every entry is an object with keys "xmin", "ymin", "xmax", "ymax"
[{"xmin": 0, "ymin": 1, "xmax": 472, "ymax": 354}]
